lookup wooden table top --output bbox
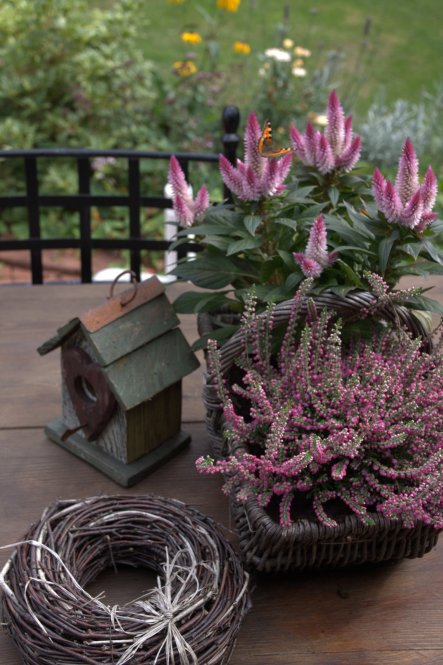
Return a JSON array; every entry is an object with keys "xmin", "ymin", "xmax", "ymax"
[{"xmin": 1, "ymin": 279, "xmax": 443, "ymax": 665}]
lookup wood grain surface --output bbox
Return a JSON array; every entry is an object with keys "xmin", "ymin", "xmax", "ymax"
[{"xmin": 0, "ymin": 278, "xmax": 442, "ymax": 664}]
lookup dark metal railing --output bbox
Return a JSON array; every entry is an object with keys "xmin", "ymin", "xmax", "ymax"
[{"xmin": 0, "ymin": 105, "xmax": 240, "ymax": 284}]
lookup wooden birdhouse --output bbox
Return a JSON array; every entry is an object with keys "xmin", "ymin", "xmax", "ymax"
[{"xmin": 37, "ymin": 275, "xmax": 199, "ymax": 487}]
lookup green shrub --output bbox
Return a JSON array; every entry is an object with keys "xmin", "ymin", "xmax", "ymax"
[
  {"xmin": 0, "ymin": 0, "xmax": 167, "ymax": 248},
  {"xmin": 0, "ymin": 0, "xmax": 156, "ymax": 150},
  {"xmin": 358, "ymin": 86, "xmax": 443, "ymax": 170}
]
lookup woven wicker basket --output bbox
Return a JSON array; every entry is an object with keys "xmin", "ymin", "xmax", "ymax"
[
  {"xmin": 198, "ymin": 290, "xmax": 439, "ymax": 572},
  {"xmin": 199, "ymin": 290, "xmax": 431, "ymax": 459},
  {"xmin": 230, "ymin": 483, "xmax": 440, "ymax": 572}
]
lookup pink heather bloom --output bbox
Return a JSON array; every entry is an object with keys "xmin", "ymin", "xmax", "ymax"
[
  {"xmin": 197, "ymin": 296, "xmax": 443, "ymax": 529},
  {"xmin": 293, "ymin": 214, "xmax": 337, "ymax": 278},
  {"xmin": 168, "ymin": 155, "xmax": 210, "ymax": 227},
  {"xmin": 290, "ymin": 90, "xmax": 361, "ymax": 174},
  {"xmin": 372, "ymin": 138, "xmax": 438, "ymax": 231},
  {"xmin": 219, "ymin": 112, "xmax": 292, "ymax": 201}
]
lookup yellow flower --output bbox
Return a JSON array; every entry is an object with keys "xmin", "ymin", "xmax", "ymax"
[
  {"xmin": 293, "ymin": 58, "xmax": 304, "ymax": 67},
  {"xmin": 294, "ymin": 46, "xmax": 311, "ymax": 57},
  {"xmin": 308, "ymin": 112, "xmax": 328, "ymax": 126},
  {"xmin": 233, "ymin": 40, "xmax": 251, "ymax": 55},
  {"xmin": 282, "ymin": 38, "xmax": 294, "ymax": 49},
  {"xmin": 172, "ymin": 60, "xmax": 197, "ymax": 77},
  {"xmin": 180, "ymin": 31, "xmax": 202, "ymax": 44},
  {"xmin": 168, "ymin": 0, "xmax": 186, "ymax": 3},
  {"xmin": 217, "ymin": 0, "xmax": 241, "ymax": 12}
]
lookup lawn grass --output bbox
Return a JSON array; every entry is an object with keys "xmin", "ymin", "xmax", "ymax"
[{"xmin": 134, "ymin": 0, "xmax": 443, "ymax": 117}]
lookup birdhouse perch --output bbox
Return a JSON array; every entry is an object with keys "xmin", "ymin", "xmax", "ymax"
[{"xmin": 37, "ymin": 275, "xmax": 200, "ymax": 487}]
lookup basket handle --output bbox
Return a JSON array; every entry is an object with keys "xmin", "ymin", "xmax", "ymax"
[{"xmin": 217, "ymin": 290, "xmax": 431, "ymax": 375}]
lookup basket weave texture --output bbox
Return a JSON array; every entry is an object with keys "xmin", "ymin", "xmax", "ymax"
[
  {"xmin": 198, "ymin": 290, "xmax": 438, "ymax": 573},
  {"xmin": 230, "ymin": 438, "xmax": 440, "ymax": 573}
]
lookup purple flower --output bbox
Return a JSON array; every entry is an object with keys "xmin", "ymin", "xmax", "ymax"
[
  {"xmin": 372, "ymin": 138, "xmax": 438, "ymax": 231},
  {"xmin": 293, "ymin": 214, "xmax": 337, "ymax": 277},
  {"xmin": 168, "ymin": 155, "xmax": 209, "ymax": 227},
  {"xmin": 290, "ymin": 90, "xmax": 361, "ymax": 174},
  {"xmin": 219, "ymin": 112, "xmax": 292, "ymax": 201}
]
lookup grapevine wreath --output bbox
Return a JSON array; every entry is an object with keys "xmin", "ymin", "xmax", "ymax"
[{"xmin": 0, "ymin": 495, "xmax": 250, "ymax": 664}]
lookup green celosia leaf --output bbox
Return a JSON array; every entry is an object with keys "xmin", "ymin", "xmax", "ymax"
[
  {"xmin": 336, "ymin": 259, "xmax": 364, "ymax": 287},
  {"xmin": 328, "ymin": 187, "xmax": 339, "ymax": 208},
  {"xmin": 203, "ymin": 207, "xmax": 239, "ymax": 226},
  {"xmin": 402, "ymin": 261, "xmax": 443, "ymax": 276},
  {"xmin": 362, "ymin": 200, "xmax": 379, "ymax": 219},
  {"xmin": 406, "ymin": 309, "xmax": 433, "ymax": 333},
  {"xmin": 327, "ymin": 285, "xmax": 360, "ymax": 297},
  {"xmin": 285, "ymin": 272, "xmax": 304, "ymax": 291},
  {"xmin": 237, "ymin": 284, "xmax": 291, "ymax": 303},
  {"xmin": 191, "ymin": 325, "xmax": 239, "ymax": 351},
  {"xmin": 243, "ymin": 215, "xmax": 262, "ymax": 236},
  {"xmin": 226, "ymin": 237, "xmax": 262, "ymax": 256},
  {"xmin": 423, "ymin": 239, "xmax": 443, "ymax": 265},
  {"xmin": 274, "ymin": 217, "xmax": 298, "ymax": 230},
  {"xmin": 284, "ymin": 185, "xmax": 316, "ymax": 204},
  {"xmin": 406, "ymin": 294, "xmax": 443, "ymax": 315},
  {"xmin": 343, "ymin": 203, "xmax": 376, "ymax": 239},
  {"xmin": 171, "ymin": 255, "xmax": 256, "ymax": 289},
  {"xmin": 378, "ymin": 230, "xmax": 400, "ymax": 273},
  {"xmin": 298, "ymin": 203, "xmax": 328, "ymax": 222},
  {"xmin": 278, "ymin": 250, "xmax": 296, "ymax": 269},
  {"xmin": 399, "ymin": 242, "xmax": 423, "ymax": 260},
  {"xmin": 333, "ymin": 245, "xmax": 376, "ymax": 256},
  {"xmin": 324, "ymin": 214, "xmax": 370, "ymax": 246},
  {"xmin": 173, "ymin": 290, "xmax": 232, "ymax": 314}
]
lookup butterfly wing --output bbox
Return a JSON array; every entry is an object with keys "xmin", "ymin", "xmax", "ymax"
[{"xmin": 258, "ymin": 120, "xmax": 293, "ymax": 158}]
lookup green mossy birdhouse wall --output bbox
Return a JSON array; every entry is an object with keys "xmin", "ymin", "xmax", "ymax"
[{"xmin": 38, "ymin": 276, "xmax": 199, "ymax": 486}]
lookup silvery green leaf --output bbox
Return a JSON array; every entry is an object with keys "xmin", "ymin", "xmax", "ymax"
[{"xmin": 243, "ymin": 215, "xmax": 262, "ymax": 236}]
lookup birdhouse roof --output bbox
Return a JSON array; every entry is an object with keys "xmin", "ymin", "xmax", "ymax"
[{"xmin": 37, "ymin": 276, "xmax": 199, "ymax": 410}]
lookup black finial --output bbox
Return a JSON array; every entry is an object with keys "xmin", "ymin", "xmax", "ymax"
[{"xmin": 222, "ymin": 105, "xmax": 240, "ymax": 135}]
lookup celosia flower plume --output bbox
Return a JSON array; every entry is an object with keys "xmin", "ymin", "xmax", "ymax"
[
  {"xmin": 372, "ymin": 138, "xmax": 438, "ymax": 231},
  {"xmin": 293, "ymin": 214, "xmax": 337, "ymax": 277},
  {"xmin": 168, "ymin": 155, "xmax": 209, "ymax": 227},
  {"xmin": 219, "ymin": 112, "xmax": 292, "ymax": 201},
  {"xmin": 290, "ymin": 90, "xmax": 361, "ymax": 174}
]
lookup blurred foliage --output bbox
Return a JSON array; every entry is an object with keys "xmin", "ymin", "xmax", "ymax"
[
  {"xmin": 0, "ymin": 0, "xmax": 168, "ymax": 258},
  {"xmin": 0, "ymin": 0, "xmax": 156, "ymax": 149},
  {"xmin": 0, "ymin": 0, "xmax": 442, "ymax": 265},
  {"xmin": 358, "ymin": 85, "xmax": 443, "ymax": 170}
]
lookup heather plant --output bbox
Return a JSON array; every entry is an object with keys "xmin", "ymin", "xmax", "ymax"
[
  {"xmin": 169, "ymin": 90, "xmax": 443, "ymax": 345},
  {"xmin": 196, "ymin": 282, "xmax": 443, "ymax": 529}
]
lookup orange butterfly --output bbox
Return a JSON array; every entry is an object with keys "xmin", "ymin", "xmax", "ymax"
[{"xmin": 257, "ymin": 120, "xmax": 293, "ymax": 158}]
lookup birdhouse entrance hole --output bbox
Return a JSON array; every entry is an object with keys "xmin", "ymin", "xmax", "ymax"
[{"xmin": 76, "ymin": 376, "xmax": 98, "ymax": 403}]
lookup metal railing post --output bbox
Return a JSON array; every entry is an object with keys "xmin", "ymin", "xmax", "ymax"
[{"xmin": 221, "ymin": 105, "xmax": 240, "ymax": 203}]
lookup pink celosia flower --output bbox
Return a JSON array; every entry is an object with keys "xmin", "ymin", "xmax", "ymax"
[
  {"xmin": 372, "ymin": 138, "xmax": 438, "ymax": 231},
  {"xmin": 219, "ymin": 112, "xmax": 292, "ymax": 201},
  {"xmin": 168, "ymin": 155, "xmax": 210, "ymax": 227},
  {"xmin": 290, "ymin": 90, "xmax": 361, "ymax": 174},
  {"xmin": 293, "ymin": 214, "xmax": 337, "ymax": 277}
]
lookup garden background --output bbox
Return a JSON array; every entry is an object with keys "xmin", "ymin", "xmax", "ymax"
[{"xmin": 0, "ymin": 0, "xmax": 442, "ymax": 280}]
